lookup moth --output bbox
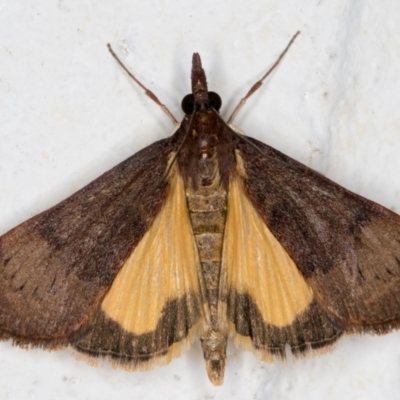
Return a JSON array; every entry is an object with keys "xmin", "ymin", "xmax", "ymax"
[{"xmin": 2, "ymin": 32, "xmax": 400, "ymax": 387}]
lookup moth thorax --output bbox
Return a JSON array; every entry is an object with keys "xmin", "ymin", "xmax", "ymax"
[{"xmin": 198, "ymin": 150, "xmax": 220, "ymax": 188}]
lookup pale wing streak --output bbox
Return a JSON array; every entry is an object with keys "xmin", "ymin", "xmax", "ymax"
[
  {"xmin": 101, "ymin": 167, "xmax": 205, "ymax": 335},
  {"xmin": 223, "ymin": 173, "xmax": 313, "ymax": 328}
]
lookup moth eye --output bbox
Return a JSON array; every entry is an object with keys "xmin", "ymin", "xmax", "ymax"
[
  {"xmin": 208, "ymin": 91, "xmax": 222, "ymax": 111},
  {"xmin": 181, "ymin": 94, "xmax": 195, "ymax": 114}
]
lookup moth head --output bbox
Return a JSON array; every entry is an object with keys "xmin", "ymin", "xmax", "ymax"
[{"xmin": 181, "ymin": 53, "xmax": 222, "ymax": 115}]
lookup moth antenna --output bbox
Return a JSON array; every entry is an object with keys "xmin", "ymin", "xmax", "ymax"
[
  {"xmin": 227, "ymin": 31, "xmax": 300, "ymax": 124},
  {"xmin": 107, "ymin": 44, "xmax": 178, "ymax": 125}
]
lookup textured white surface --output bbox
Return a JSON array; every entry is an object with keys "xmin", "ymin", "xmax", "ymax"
[{"xmin": 1, "ymin": 1, "xmax": 400, "ymax": 399}]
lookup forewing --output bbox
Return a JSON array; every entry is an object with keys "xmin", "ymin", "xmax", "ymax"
[
  {"xmin": 236, "ymin": 137, "xmax": 400, "ymax": 335},
  {"xmin": 221, "ymin": 162, "xmax": 340, "ymax": 360},
  {"xmin": 0, "ymin": 139, "xmax": 173, "ymax": 345},
  {"xmin": 74, "ymin": 165, "xmax": 206, "ymax": 369}
]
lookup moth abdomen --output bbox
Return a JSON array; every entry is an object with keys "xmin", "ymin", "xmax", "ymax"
[{"xmin": 185, "ymin": 188, "xmax": 227, "ymax": 318}]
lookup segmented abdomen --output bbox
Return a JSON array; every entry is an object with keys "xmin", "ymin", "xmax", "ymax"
[{"xmin": 185, "ymin": 188, "xmax": 227, "ymax": 325}]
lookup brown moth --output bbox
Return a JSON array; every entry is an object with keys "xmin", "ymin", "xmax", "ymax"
[{"xmin": 2, "ymin": 32, "xmax": 400, "ymax": 386}]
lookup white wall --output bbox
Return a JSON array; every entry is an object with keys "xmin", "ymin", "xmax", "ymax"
[{"xmin": 1, "ymin": 1, "xmax": 400, "ymax": 399}]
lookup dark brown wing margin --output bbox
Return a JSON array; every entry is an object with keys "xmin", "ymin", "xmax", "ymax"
[
  {"xmin": 238, "ymin": 137, "xmax": 400, "ymax": 334},
  {"xmin": 0, "ymin": 138, "xmax": 174, "ymax": 346}
]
